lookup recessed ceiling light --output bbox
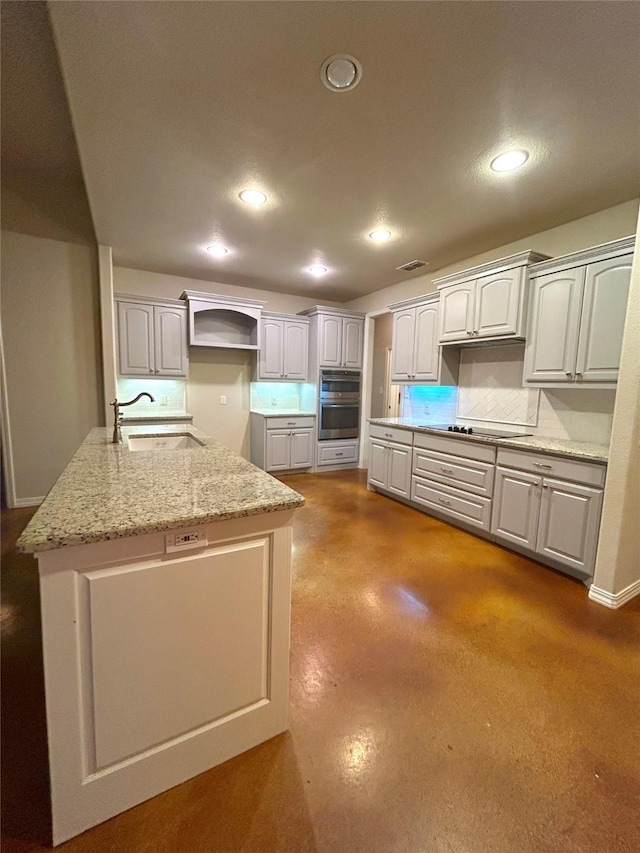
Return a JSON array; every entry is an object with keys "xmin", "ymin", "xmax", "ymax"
[
  {"xmin": 308, "ymin": 264, "xmax": 328, "ymax": 276},
  {"xmin": 490, "ymin": 150, "xmax": 529, "ymax": 172},
  {"xmin": 321, "ymin": 54, "xmax": 362, "ymax": 92},
  {"xmin": 369, "ymin": 229, "xmax": 392, "ymax": 242},
  {"xmin": 206, "ymin": 244, "xmax": 228, "ymax": 257},
  {"xmin": 239, "ymin": 189, "xmax": 267, "ymax": 206}
]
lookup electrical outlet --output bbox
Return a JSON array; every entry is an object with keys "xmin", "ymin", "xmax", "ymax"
[
  {"xmin": 424, "ymin": 405, "xmax": 430, "ymax": 414},
  {"xmin": 220, "ymin": 395, "xmax": 227, "ymax": 405},
  {"xmin": 271, "ymin": 397, "xmax": 278, "ymax": 406},
  {"xmin": 165, "ymin": 529, "xmax": 207, "ymax": 553},
  {"xmin": 160, "ymin": 395, "xmax": 168, "ymax": 406}
]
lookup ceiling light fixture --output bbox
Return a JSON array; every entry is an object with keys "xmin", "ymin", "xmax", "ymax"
[
  {"xmin": 206, "ymin": 244, "xmax": 229, "ymax": 257},
  {"xmin": 490, "ymin": 150, "xmax": 529, "ymax": 172},
  {"xmin": 239, "ymin": 189, "xmax": 267, "ymax": 206},
  {"xmin": 308, "ymin": 264, "xmax": 328, "ymax": 276},
  {"xmin": 369, "ymin": 229, "xmax": 391, "ymax": 242},
  {"xmin": 321, "ymin": 54, "xmax": 362, "ymax": 92}
]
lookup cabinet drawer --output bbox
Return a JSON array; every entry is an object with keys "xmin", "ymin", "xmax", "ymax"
[
  {"xmin": 317, "ymin": 441, "xmax": 359, "ymax": 466},
  {"xmin": 413, "ymin": 431, "xmax": 496, "ymax": 464},
  {"xmin": 265, "ymin": 416, "xmax": 315, "ymax": 430},
  {"xmin": 411, "ymin": 476, "xmax": 492, "ymax": 530},
  {"xmin": 369, "ymin": 424, "xmax": 413, "ymax": 446},
  {"xmin": 496, "ymin": 448, "xmax": 606, "ymax": 488},
  {"xmin": 412, "ymin": 447, "xmax": 494, "ymax": 497}
]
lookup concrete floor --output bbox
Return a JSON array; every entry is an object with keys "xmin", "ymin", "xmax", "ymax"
[{"xmin": 2, "ymin": 469, "xmax": 639, "ymax": 852}]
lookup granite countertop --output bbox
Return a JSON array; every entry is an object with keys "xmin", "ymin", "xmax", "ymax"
[
  {"xmin": 368, "ymin": 418, "xmax": 608, "ymax": 463},
  {"xmin": 250, "ymin": 409, "xmax": 316, "ymax": 417},
  {"xmin": 17, "ymin": 425, "xmax": 305, "ymax": 554}
]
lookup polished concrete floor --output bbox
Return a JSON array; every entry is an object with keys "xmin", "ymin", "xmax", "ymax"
[{"xmin": 2, "ymin": 470, "xmax": 639, "ymax": 852}]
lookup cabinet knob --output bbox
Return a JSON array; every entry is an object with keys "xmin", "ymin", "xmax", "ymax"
[
  {"xmin": 149, "ymin": 368, "xmax": 153, "ymax": 373},
  {"xmin": 565, "ymin": 371, "xmax": 573, "ymax": 377},
  {"xmin": 542, "ymin": 483, "xmax": 549, "ymax": 489},
  {"xmin": 576, "ymin": 371, "xmax": 583, "ymax": 376},
  {"xmin": 155, "ymin": 368, "xmax": 159, "ymax": 374},
  {"xmin": 467, "ymin": 330, "xmax": 473, "ymax": 336}
]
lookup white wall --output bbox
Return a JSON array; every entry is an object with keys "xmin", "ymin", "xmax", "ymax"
[
  {"xmin": 1, "ymin": 229, "xmax": 102, "ymax": 504},
  {"xmin": 370, "ymin": 312, "xmax": 393, "ymax": 419},
  {"xmin": 592, "ymin": 212, "xmax": 640, "ymax": 600},
  {"xmin": 114, "ymin": 266, "xmax": 340, "ymax": 314}
]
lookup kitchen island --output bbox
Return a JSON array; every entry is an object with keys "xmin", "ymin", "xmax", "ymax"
[{"xmin": 18, "ymin": 425, "xmax": 304, "ymax": 845}]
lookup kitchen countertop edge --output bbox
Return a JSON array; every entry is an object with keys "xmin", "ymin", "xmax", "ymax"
[
  {"xmin": 17, "ymin": 425, "xmax": 305, "ymax": 555},
  {"xmin": 368, "ymin": 418, "xmax": 608, "ymax": 463}
]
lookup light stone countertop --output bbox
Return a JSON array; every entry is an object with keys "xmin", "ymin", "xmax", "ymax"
[
  {"xmin": 250, "ymin": 409, "xmax": 316, "ymax": 417},
  {"xmin": 17, "ymin": 425, "xmax": 305, "ymax": 554},
  {"xmin": 368, "ymin": 418, "xmax": 609, "ymax": 464}
]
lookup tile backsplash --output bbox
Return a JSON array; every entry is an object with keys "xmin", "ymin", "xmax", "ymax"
[
  {"xmin": 250, "ymin": 382, "xmax": 313, "ymax": 412},
  {"xmin": 401, "ymin": 344, "xmax": 615, "ymax": 444},
  {"xmin": 117, "ymin": 378, "xmax": 187, "ymax": 416}
]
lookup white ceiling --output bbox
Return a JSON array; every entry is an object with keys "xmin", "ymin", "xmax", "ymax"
[{"xmin": 48, "ymin": 1, "xmax": 640, "ymax": 302}]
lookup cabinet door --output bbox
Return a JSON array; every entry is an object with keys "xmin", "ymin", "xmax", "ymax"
[
  {"xmin": 523, "ymin": 268, "xmax": 585, "ymax": 384},
  {"xmin": 390, "ymin": 309, "xmax": 416, "ymax": 380},
  {"xmin": 575, "ymin": 254, "xmax": 632, "ymax": 383},
  {"xmin": 259, "ymin": 319, "xmax": 284, "ymax": 380},
  {"xmin": 154, "ymin": 307, "xmax": 188, "ymax": 376},
  {"xmin": 117, "ymin": 302, "xmax": 154, "ymax": 376},
  {"xmin": 439, "ymin": 282, "xmax": 475, "ymax": 342},
  {"xmin": 387, "ymin": 443, "xmax": 411, "ymax": 498},
  {"xmin": 368, "ymin": 439, "xmax": 388, "ymax": 488},
  {"xmin": 265, "ymin": 431, "xmax": 291, "ymax": 471},
  {"xmin": 283, "ymin": 321, "xmax": 308, "ymax": 381},
  {"xmin": 342, "ymin": 318, "xmax": 364, "ymax": 368},
  {"xmin": 491, "ymin": 467, "xmax": 541, "ymax": 550},
  {"xmin": 318, "ymin": 315, "xmax": 342, "ymax": 367},
  {"xmin": 536, "ymin": 478, "xmax": 603, "ymax": 575},
  {"xmin": 413, "ymin": 301, "xmax": 440, "ymax": 380},
  {"xmin": 474, "ymin": 268, "xmax": 523, "ymax": 338},
  {"xmin": 290, "ymin": 429, "xmax": 313, "ymax": 469}
]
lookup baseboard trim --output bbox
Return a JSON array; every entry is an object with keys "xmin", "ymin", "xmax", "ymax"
[
  {"xmin": 588, "ymin": 579, "xmax": 640, "ymax": 609},
  {"xmin": 14, "ymin": 496, "xmax": 44, "ymax": 508}
]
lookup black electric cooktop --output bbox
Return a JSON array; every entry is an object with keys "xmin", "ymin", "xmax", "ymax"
[{"xmin": 422, "ymin": 423, "xmax": 533, "ymax": 439}]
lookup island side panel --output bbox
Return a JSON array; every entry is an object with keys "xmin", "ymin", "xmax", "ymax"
[{"xmin": 37, "ymin": 510, "xmax": 294, "ymax": 846}]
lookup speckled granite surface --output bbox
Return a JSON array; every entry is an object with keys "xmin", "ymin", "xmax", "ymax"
[
  {"xmin": 250, "ymin": 409, "xmax": 316, "ymax": 417},
  {"xmin": 17, "ymin": 426, "xmax": 305, "ymax": 554},
  {"xmin": 369, "ymin": 418, "xmax": 608, "ymax": 463}
]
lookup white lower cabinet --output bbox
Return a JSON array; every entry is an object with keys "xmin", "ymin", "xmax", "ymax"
[
  {"xmin": 369, "ymin": 439, "xmax": 412, "ymax": 497},
  {"xmin": 368, "ymin": 423, "xmax": 608, "ymax": 582},
  {"xmin": 250, "ymin": 414, "xmax": 315, "ymax": 473},
  {"xmin": 410, "ymin": 431, "xmax": 495, "ymax": 530},
  {"xmin": 492, "ymin": 450, "xmax": 605, "ymax": 577}
]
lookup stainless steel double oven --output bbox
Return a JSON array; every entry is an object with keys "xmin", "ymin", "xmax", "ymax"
[{"xmin": 318, "ymin": 370, "xmax": 361, "ymax": 440}]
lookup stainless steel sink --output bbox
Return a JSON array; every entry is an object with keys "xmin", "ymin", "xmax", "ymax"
[{"xmin": 127, "ymin": 434, "xmax": 205, "ymax": 452}]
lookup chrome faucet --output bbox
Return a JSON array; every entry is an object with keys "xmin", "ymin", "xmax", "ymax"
[{"xmin": 110, "ymin": 392, "xmax": 155, "ymax": 443}]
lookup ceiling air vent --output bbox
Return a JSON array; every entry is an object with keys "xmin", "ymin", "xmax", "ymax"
[{"xmin": 396, "ymin": 259, "xmax": 428, "ymax": 272}]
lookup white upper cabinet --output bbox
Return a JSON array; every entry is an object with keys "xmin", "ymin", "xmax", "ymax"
[
  {"xmin": 435, "ymin": 251, "xmax": 549, "ymax": 345},
  {"xmin": 524, "ymin": 237, "xmax": 634, "ymax": 388},
  {"xmin": 258, "ymin": 313, "xmax": 309, "ymax": 381},
  {"xmin": 116, "ymin": 296, "xmax": 188, "ymax": 377},
  {"xmin": 298, "ymin": 307, "xmax": 365, "ymax": 371},
  {"xmin": 389, "ymin": 294, "xmax": 459, "ymax": 384}
]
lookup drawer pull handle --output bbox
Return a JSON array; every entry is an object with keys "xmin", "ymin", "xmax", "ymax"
[
  {"xmin": 384, "ymin": 432, "xmax": 393, "ymax": 437},
  {"xmin": 335, "ymin": 452, "xmax": 344, "ymax": 457},
  {"xmin": 438, "ymin": 498, "xmax": 451, "ymax": 506},
  {"xmin": 287, "ymin": 422, "xmax": 296, "ymax": 425},
  {"xmin": 533, "ymin": 462, "xmax": 553, "ymax": 469},
  {"xmin": 440, "ymin": 467, "xmax": 453, "ymax": 475}
]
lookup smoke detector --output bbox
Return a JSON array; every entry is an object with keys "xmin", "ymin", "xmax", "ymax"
[
  {"xmin": 321, "ymin": 55, "xmax": 362, "ymax": 92},
  {"xmin": 396, "ymin": 260, "xmax": 429, "ymax": 272}
]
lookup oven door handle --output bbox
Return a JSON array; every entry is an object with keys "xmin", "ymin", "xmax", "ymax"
[{"xmin": 321, "ymin": 403, "xmax": 360, "ymax": 408}]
